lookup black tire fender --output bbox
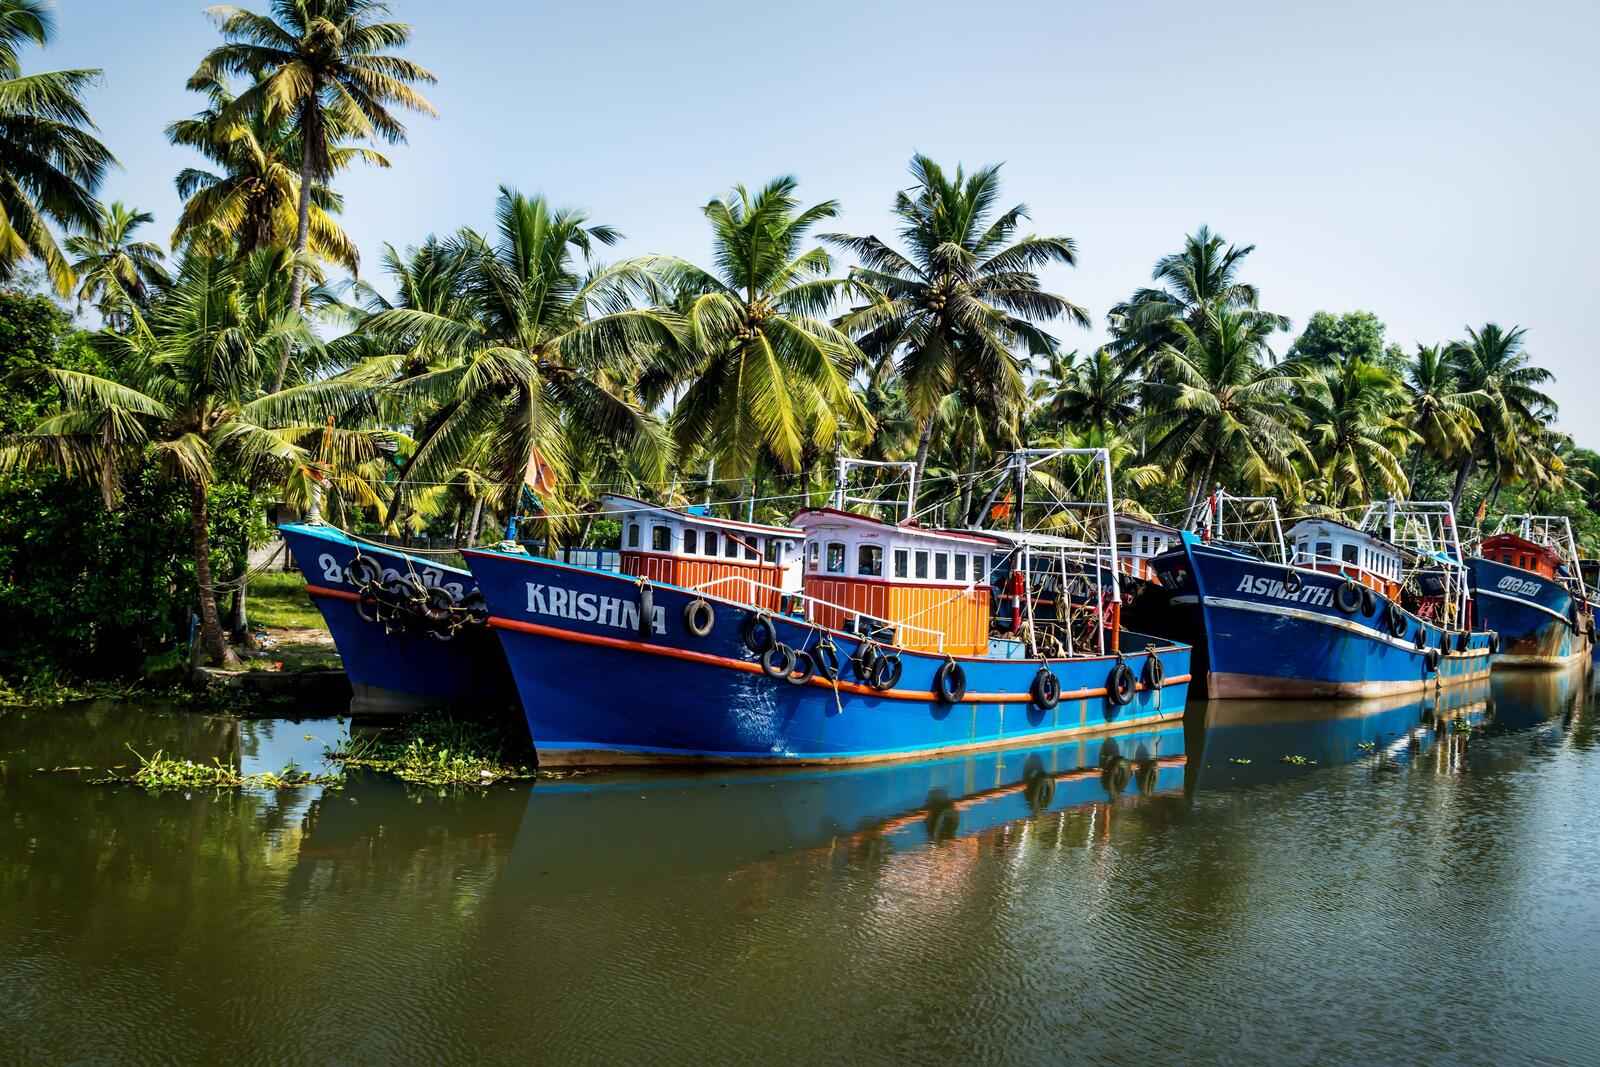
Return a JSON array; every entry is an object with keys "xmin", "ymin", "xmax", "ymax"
[
  {"xmin": 1360, "ymin": 585, "xmax": 1377, "ymax": 616},
  {"xmin": 1282, "ymin": 568, "xmax": 1302, "ymax": 595},
  {"xmin": 761, "ymin": 643, "xmax": 796, "ymax": 679},
  {"xmin": 1143, "ymin": 653, "xmax": 1165, "ymax": 690},
  {"xmin": 459, "ymin": 590, "xmax": 490, "ymax": 627},
  {"xmin": 346, "ymin": 555, "xmax": 382, "ymax": 588},
  {"xmin": 1032, "ymin": 667, "xmax": 1062, "ymax": 710},
  {"xmin": 422, "ymin": 586, "xmax": 454, "ymax": 623},
  {"xmin": 742, "ymin": 614, "xmax": 777, "ymax": 654},
  {"xmin": 1108, "ymin": 661, "xmax": 1136, "ymax": 706},
  {"xmin": 684, "ymin": 598, "xmax": 715, "ymax": 638},
  {"xmin": 870, "ymin": 653, "xmax": 903, "ymax": 691},
  {"xmin": 636, "ymin": 582, "xmax": 655, "ymax": 638},
  {"xmin": 933, "ymin": 660, "xmax": 968, "ymax": 704},
  {"xmin": 813, "ymin": 641, "xmax": 841, "ymax": 681},
  {"xmin": 1388, "ymin": 606, "xmax": 1409, "ymax": 638},
  {"xmin": 1424, "ymin": 647, "xmax": 1441, "ymax": 673},
  {"xmin": 853, "ymin": 642, "xmax": 881, "ymax": 683},
  {"xmin": 786, "ymin": 649, "xmax": 815, "ymax": 686},
  {"xmin": 1335, "ymin": 580, "xmax": 1363, "ymax": 615}
]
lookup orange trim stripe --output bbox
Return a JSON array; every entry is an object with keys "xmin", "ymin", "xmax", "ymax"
[
  {"xmin": 307, "ymin": 583, "xmax": 358, "ymax": 602},
  {"xmin": 488, "ymin": 615, "xmax": 1189, "ymax": 705}
]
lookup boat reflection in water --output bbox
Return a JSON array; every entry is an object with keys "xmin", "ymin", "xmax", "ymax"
[
  {"xmin": 1484, "ymin": 659, "xmax": 1591, "ymax": 733},
  {"xmin": 1187, "ymin": 678, "xmax": 1492, "ymax": 791},
  {"xmin": 498, "ymin": 721, "xmax": 1185, "ymax": 893}
]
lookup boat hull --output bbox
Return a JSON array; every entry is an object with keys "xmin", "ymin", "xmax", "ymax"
[
  {"xmin": 279, "ymin": 524, "xmax": 519, "ymax": 716},
  {"xmin": 1180, "ymin": 534, "xmax": 1493, "ymax": 699},
  {"xmin": 1467, "ymin": 556, "xmax": 1591, "ymax": 668},
  {"xmin": 464, "ymin": 549, "xmax": 1193, "ymax": 767}
]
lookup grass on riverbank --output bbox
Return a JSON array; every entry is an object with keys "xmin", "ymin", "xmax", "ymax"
[{"xmin": 234, "ymin": 571, "xmax": 341, "ymax": 672}]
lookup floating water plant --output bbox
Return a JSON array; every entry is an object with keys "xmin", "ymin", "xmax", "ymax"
[{"xmin": 1279, "ymin": 754, "xmax": 1315, "ymax": 766}]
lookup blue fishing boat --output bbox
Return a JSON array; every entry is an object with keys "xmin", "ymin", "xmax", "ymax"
[
  {"xmin": 278, "ymin": 522, "xmax": 517, "ymax": 715},
  {"xmin": 1156, "ymin": 494, "xmax": 1493, "ymax": 699},
  {"xmin": 464, "ymin": 448, "xmax": 1193, "ymax": 766},
  {"xmin": 1469, "ymin": 515, "xmax": 1593, "ymax": 668}
]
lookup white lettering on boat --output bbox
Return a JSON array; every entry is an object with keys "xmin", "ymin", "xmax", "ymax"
[
  {"xmin": 525, "ymin": 582, "xmax": 665, "ymax": 634},
  {"xmin": 316, "ymin": 551, "xmax": 465, "ymax": 600},
  {"xmin": 1497, "ymin": 575, "xmax": 1541, "ymax": 598},
  {"xmin": 1235, "ymin": 575, "xmax": 1333, "ymax": 607}
]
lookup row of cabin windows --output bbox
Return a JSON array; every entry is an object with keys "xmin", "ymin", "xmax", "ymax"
[
  {"xmin": 1292, "ymin": 536, "xmax": 1400, "ymax": 580},
  {"xmin": 1495, "ymin": 551, "xmax": 1545, "ymax": 572},
  {"xmin": 1128, "ymin": 532, "xmax": 1172, "ymax": 557},
  {"xmin": 807, "ymin": 541, "xmax": 990, "ymax": 583},
  {"xmin": 626, "ymin": 521, "xmax": 786, "ymax": 564}
]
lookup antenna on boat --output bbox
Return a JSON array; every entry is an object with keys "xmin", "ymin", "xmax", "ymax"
[{"xmin": 831, "ymin": 458, "xmax": 918, "ymax": 523}]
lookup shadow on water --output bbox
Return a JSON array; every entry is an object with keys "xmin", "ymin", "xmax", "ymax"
[{"xmin": 3, "ymin": 663, "xmax": 1600, "ymax": 1062}]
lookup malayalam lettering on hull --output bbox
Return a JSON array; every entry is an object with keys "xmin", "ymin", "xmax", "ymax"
[
  {"xmin": 526, "ymin": 582, "xmax": 666, "ymax": 635},
  {"xmin": 1497, "ymin": 575, "xmax": 1542, "ymax": 598}
]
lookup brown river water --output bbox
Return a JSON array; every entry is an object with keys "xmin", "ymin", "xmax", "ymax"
[{"xmin": 2, "ymin": 665, "xmax": 1598, "ymax": 1064}]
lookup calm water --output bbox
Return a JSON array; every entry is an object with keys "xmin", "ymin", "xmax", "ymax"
[{"xmin": 3, "ymin": 668, "xmax": 1599, "ymax": 1065}]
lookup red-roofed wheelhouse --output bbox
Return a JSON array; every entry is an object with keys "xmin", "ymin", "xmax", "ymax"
[{"xmin": 1479, "ymin": 533, "xmax": 1564, "ymax": 580}]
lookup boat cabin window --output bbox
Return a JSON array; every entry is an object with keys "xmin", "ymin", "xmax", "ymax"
[
  {"xmin": 826, "ymin": 542, "xmax": 846, "ymax": 574},
  {"xmin": 915, "ymin": 551, "xmax": 930, "ymax": 579},
  {"xmin": 743, "ymin": 539, "xmax": 758, "ymax": 561},
  {"xmin": 1341, "ymin": 543, "xmax": 1358, "ymax": 564},
  {"xmin": 935, "ymin": 553, "xmax": 949, "ymax": 580},
  {"xmin": 894, "ymin": 549, "xmax": 909, "ymax": 579},
  {"xmin": 764, "ymin": 538, "xmax": 780, "ymax": 564},
  {"xmin": 652, "ymin": 525, "xmax": 670, "ymax": 551},
  {"xmin": 1315, "ymin": 540, "xmax": 1331, "ymax": 561},
  {"xmin": 955, "ymin": 553, "xmax": 967, "ymax": 581},
  {"xmin": 724, "ymin": 535, "xmax": 739, "ymax": 559},
  {"xmin": 627, "ymin": 522, "xmax": 641, "ymax": 548},
  {"xmin": 684, "ymin": 529, "xmax": 698, "ymax": 554},
  {"xmin": 858, "ymin": 544, "xmax": 882, "ymax": 577},
  {"xmin": 706, "ymin": 531, "xmax": 720, "ymax": 557}
]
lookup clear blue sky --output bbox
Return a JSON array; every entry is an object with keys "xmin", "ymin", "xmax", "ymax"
[{"xmin": 46, "ymin": 0, "xmax": 1600, "ymax": 438}]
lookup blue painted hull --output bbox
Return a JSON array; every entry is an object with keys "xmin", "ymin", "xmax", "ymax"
[
  {"xmin": 1468, "ymin": 557, "xmax": 1590, "ymax": 668},
  {"xmin": 1180, "ymin": 535, "xmax": 1493, "ymax": 699},
  {"xmin": 279, "ymin": 524, "xmax": 518, "ymax": 715},
  {"xmin": 463, "ymin": 549, "xmax": 1193, "ymax": 766}
]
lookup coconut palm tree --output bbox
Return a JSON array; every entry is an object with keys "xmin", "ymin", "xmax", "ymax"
[
  {"xmin": 167, "ymin": 73, "xmax": 374, "ymax": 272},
  {"xmin": 1107, "ymin": 225, "xmax": 1288, "ymax": 369},
  {"xmin": 1401, "ymin": 343, "xmax": 1480, "ymax": 489},
  {"xmin": 0, "ymin": 0, "xmax": 115, "ymax": 294},
  {"xmin": 828, "ymin": 155, "xmax": 1088, "ymax": 495},
  {"xmin": 64, "ymin": 201, "xmax": 170, "ymax": 328},
  {"xmin": 1299, "ymin": 358, "xmax": 1415, "ymax": 509},
  {"xmin": 1144, "ymin": 307, "xmax": 1306, "ymax": 508},
  {"xmin": 193, "ymin": 0, "xmax": 436, "ymax": 390},
  {"xmin": 1446, "ymin": 323, "xmax": 1556, "ymax": 510},
  {"xmin": 640, "ymin": 175, "xmax": 868, "ymax": 477},
  {"xmin": 1033, "ymin": 347, "xmax": 1139, "ymax": 435},
  {"xmin": 0, "ymin": 252, "xmax": 361, "ymax": 666},
  {"xmin": 359, "ymin": 188, "xmax": 675, "ymax": 535}
]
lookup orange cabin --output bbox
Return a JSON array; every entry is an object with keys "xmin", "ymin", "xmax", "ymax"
[
  {"xmin": 605, "ymin": 494, "xmax": 803, "ymax": 613},
  {"xmin": 1285, "ymin": 518, "xmax": 1403, "ymax": 599},
  {"xmin": 790, "ymin": 508, "xmax": 995, "ymax": 656},
  {"xmin": 1479, "ymin": 533, "xmax": 1563, "ymax": 579}
]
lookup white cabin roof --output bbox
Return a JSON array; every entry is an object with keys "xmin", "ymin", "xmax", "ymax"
[{"xmin": 600, "ymin": 493, "xmax": 801, "ymax": 537}]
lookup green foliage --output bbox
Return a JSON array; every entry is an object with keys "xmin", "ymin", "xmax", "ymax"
[
  {"xmin": 1287, "ymin": 310, "xmax": 1397, "ymax": 372},
  {"xmin": 0, "ymin": 287, "xmax": 97, "ymax": 432}
]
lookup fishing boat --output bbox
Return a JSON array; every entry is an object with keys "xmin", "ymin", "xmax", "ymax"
[
  {"xmin": 279, "ymin": 522, "xmax": 518, "ymax": 715},
  {"xmin": 1155, "ymin": 493, "xmax": 1494, "ymax": 698},
  {"xmin": 1468, "ymin": 514, "xmax": 1594, "ymax": 668},
  {"xmin": 463, "ymin": 448, "xmax": 1193, "ymax": 767}
]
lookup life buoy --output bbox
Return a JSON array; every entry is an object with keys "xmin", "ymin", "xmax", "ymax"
[
  {"xmin": 1388, "ymin": 606, "xmax": 1409, "ymax": 638},
  {"xmin": 1335, "ymin": 581, "xmax": 1363, "ymax": 615},
  {"xmin": 636, "ymin": 582, "xmax": 655, "ymax": 638},
  {"xmin": 761, "ymin": 643, "xmax": 797, "ymax": 679},
  {"xmin": 459, "ymin": 590, "xmax": 489, "ymax": 626},
  {"xmin": 870, "ymin": 653, "xmax": 903, "ymax": 691},
  {"xmin": 346, "ymin": 555, "xmax": 382, "ymax": 588},
  {"xmin": 786, "ymin": 649, "xmax": 815, "ymax": 686},
  {"xmin": 813, "ymin": 640, "xmax": 841, "ymax": 681},
  {"xmin": 1031, "ymin": 667, "xmax": 1061, "ymax": 710},
  {"xmin": 742, "ymin": 614, "xmax": 776, "ymax": 654},
  {"xmin": 684, "ymin": 598, "xmax": 715, "ymax": 638},
  {"xmin": 1143, "ymin": 654, "xmax": 1165, "ymax": 690},
  {"xmin": 1283, "ymin": 568, "xmax": 1303, "ymax": 595},
  {"xmin": 1108, "ymin": 662, "xmax": 1136, "ymax": 706},
  {"xmin": 933, "ymin": 660, "xmax": 967, "ymax": 704}
]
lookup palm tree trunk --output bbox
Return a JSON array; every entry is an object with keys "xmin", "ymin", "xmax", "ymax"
[
  {"xmin": 467, "ymin": 496, "xmax": 485, "ymax": 545},
  {"xmin": 1450, "ymin": 452, "xmax": 1474, "ymax": 511},
  {"xmin": 958, "ymin": 441, "xmax": 978, "ymax": 525},
  {"xmin": 911, "ymin": 412, "xmax": 936, "ymax": 502},
  {"xmin": 273, "ymin": 117, "xmax": 317, "ymax": 393},
  {"xmin": 191, "ymin": 485, "xmax": 239, "ymax": 668},
  {"xmin": 1186, "ymin": 449, "xmax": 1218, "ymax": 517},
  {"xmin": 1406, "ymin": 445, "xmax": 1421, "ymax": 495}
]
